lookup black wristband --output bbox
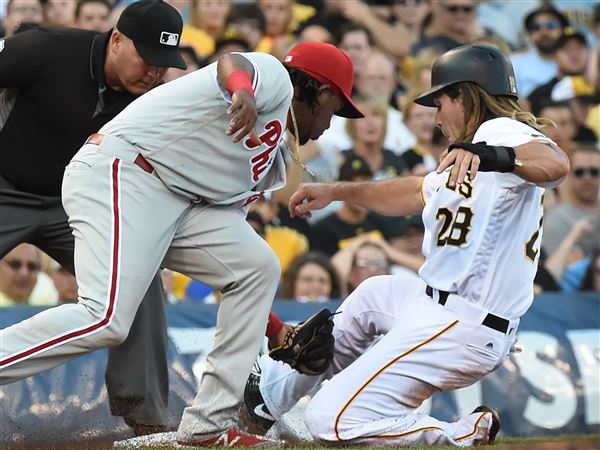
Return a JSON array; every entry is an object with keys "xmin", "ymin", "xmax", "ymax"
[{"xmin": 448, "ymin": 142, "xmax": 516, "ymax": 173}]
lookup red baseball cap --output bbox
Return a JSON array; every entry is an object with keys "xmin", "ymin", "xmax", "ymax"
[{"xmin": 284, "ymin": 41, "xmax": 364, "ymax": 119}]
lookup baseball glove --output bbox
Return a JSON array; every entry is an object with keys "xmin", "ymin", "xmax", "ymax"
[{"xmin": 269, "ymin": 308, "xmax": 335, "ymax": 376}]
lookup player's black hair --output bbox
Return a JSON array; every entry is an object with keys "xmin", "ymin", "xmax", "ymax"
[
  {"xmin": 286, "ymin": 67, "xmax": 321, "ymax": 111},
  {"xmin": 75, "ymin": 0, "xmax": 112, "ymax": 19}
]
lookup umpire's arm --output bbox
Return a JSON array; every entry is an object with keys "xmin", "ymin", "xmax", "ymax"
[{"xmin": 0, "ymin": 30, "xmax": 42, "ymax": 88}]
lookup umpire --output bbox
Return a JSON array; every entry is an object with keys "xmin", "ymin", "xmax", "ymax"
[{"xmin": 0, "ymin": 0, "xmax": 186, "ymax": 436}]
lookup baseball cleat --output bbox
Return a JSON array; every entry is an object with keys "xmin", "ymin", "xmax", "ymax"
[
  {"xmin": 177, "ymin": 427, "xmax": 283, "ymax": 447},
  {"xmin": 240, "ymin": 362, "xmax": 276, "ymax": 436},
  {"xmin": 472, "ymin": 405, "xmax": 501, "ymax": 445}
]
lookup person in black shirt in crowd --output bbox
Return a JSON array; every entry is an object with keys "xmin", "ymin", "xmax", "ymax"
[
  {"xmin": 0, "ymin": 0, "xmax": 186, "ymax": 436},
  {"xmin": 340, "ymin": 96, "xmax": 408, "ymax": 181},
  {"xmin": 311, "ymin": 156, "xmax": 391, "ymax": 256},
  {"xmin": 528, "ymin": 27, "xmax": 598, "ymax": 144}
]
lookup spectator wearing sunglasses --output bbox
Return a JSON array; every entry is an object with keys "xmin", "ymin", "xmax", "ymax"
[
  {"xmin": 0, "ymin": 244, "xmax": 42, "ymax": 307},
  {"xmin": 528, "ymin": 28, "xmax": 597, "ymax": 138},
  {"xmin": 411, "ymin": 0, "xmax": 482, "ymax": 56},
  {"xmin": 511, "ymin": 4, "xmax": 569, "ymax": 98},
  {"xmin": 543, "ymin": 145, "xmax": 600, "ymax": 259}
]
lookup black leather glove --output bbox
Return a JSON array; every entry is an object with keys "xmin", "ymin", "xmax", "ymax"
[
  {"xmin": 448, "ymin": 141, "xmax": 517, "ymax": 172},
  {"xmin": 269, "ymin": 308, "xmax": 335, "ymax": 375}
]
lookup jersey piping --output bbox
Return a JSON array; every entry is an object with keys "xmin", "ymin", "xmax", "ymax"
[{"xmin": 333, "ymin": 320, "xmax": 459, "ymax": 440}]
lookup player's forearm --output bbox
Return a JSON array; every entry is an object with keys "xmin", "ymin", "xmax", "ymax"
[
  {"xmin": 216, "ymin": 54, "xmax": 255, "ymax": 92},
  {"xmin": 332, "ymin": 176, "xmax": 424, "ymax": 216},
  {"xmin": 513, "ymin": 141, "xmax": 569, "ymax": 185}
]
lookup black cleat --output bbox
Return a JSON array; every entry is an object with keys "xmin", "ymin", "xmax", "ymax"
[
  {"xmin": 472, "ymin": 405, "xmax": 501, "ymax": 445},
  {"xmin": 240, "ymin": 363, "xmax": 276, "ymax": 436}
]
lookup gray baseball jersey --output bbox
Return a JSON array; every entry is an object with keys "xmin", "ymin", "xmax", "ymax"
[
  {"xmin": 100, "ymin": 52, "xmax": 293, "ymax": 206},
  {"xmin": 1, "ymin": 51, "xmax": 295, "ymax": 441}
]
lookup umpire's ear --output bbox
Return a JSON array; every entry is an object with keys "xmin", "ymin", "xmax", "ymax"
[{"xmin": 108, "ymin": 30, "xmax": 123, "ymax": 55}]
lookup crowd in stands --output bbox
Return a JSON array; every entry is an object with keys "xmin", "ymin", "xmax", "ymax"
[{"xmin": 1, "ymin": 0, "xmax": 599, "ymax": 307}]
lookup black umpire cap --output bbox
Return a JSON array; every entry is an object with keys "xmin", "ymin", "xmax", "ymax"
[{"xmin": 117, "ymin": 0, "xmax": 187, "ymax": 69}]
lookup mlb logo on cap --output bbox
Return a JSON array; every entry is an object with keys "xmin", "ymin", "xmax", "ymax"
[
  {"xmin": 117, "ymin": 0, "xmax": 186, "ymax": 69},
  {"xmin": 160, "ymin": 31, "xmax": 179, "ymax": 47}
]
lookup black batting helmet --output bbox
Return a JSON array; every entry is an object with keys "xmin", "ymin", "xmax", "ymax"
[{"xmin": 414, "ymin": 44, "xmax": 519, "ymax": 107}]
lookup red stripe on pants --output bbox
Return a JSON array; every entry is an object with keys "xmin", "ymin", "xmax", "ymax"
[{"xmin": 0, "ymin": 159, "xmax": 123, "ymax": 368}]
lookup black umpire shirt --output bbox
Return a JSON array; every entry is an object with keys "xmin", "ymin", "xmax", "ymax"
[{"xmin": 0, "ymin": 27, "xmax": 138, "ymax": 196}]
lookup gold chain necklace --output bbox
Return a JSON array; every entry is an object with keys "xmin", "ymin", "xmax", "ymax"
[{"xmin": 289, "ymin": 103, "xmax": 315, "ymax": 178}]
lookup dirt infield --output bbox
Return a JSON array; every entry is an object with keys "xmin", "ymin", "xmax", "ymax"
[
  {"xmin": 5, "ymin": 434, "xmax": 599, "ymax": 449},
  {"xmin": 490, "ymin": 436, "xmax": 600, "ymax": 450}
]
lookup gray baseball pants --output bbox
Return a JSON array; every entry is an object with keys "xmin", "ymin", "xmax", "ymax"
[
  {"xmin": 0, "ymin": 136, "xmax": 279, "ymax": 438},
  {"xmin": 0, "ymin": 175, "xmax": 168, "ymax": 427}
]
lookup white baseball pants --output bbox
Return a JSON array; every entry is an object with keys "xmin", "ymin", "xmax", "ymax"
[{"xmin": 259, "ymin": 275, "xmax": 518, "ymax": 447}]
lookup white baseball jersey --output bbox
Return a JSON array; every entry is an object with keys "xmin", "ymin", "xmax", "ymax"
[
  {"xmin": 419, "ymin": 117, "xmax": 554, "ymax": 319},
  {"xmin": 100, "ymin": 52, "xmax": 293, "ymax": 206}
]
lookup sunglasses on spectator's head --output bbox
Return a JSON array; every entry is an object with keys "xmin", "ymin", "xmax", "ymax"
[
  {"xmin": 573, "ymin": 167, "xmax": 600, "ymax": 178},
  {"xmin": 529, "ymin": 21, "xmax": 559, "ymax": 32},
  {"xmin": 444, "ymin": 5, "xmax": 474, "ymax": 13},
  {"xmin": 2, "ymin": 259, "xmax": 41, "ymax": 272}
]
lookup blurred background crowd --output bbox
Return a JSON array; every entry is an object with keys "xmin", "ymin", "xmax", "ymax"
[{"xmin": 1, "ymin": 0, "xmax": 599, "ymax": 308}]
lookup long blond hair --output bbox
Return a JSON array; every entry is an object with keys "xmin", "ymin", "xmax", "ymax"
[
  {"xmin": 345, "ymin": 96, "xmax": 389, "ymax": 145},
  {"xmin": 446, "ymin": 82, "xmax": 552, "ymax": 143}
]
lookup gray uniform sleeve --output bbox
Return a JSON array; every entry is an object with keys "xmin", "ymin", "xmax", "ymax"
[{"xmin": 227, "ymin": 52, "xmax": 294, "ymax": 114}]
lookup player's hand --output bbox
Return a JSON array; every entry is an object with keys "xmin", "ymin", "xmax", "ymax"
[
  {"xmin": 437, "ymin": 146, "xmax": 481, "ymax": 187},
  {"xmin": 289, "ymin": 183, "xmax": 335, "ymax": 218},
  {"xmin": 226, "ymin": 90, "xmax": 260, "ymax": 145}
]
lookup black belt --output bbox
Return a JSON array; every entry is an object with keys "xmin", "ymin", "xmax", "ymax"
[{"xmin": 426, "ymin": 286, "xmax": 510, "ymax": 334}]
